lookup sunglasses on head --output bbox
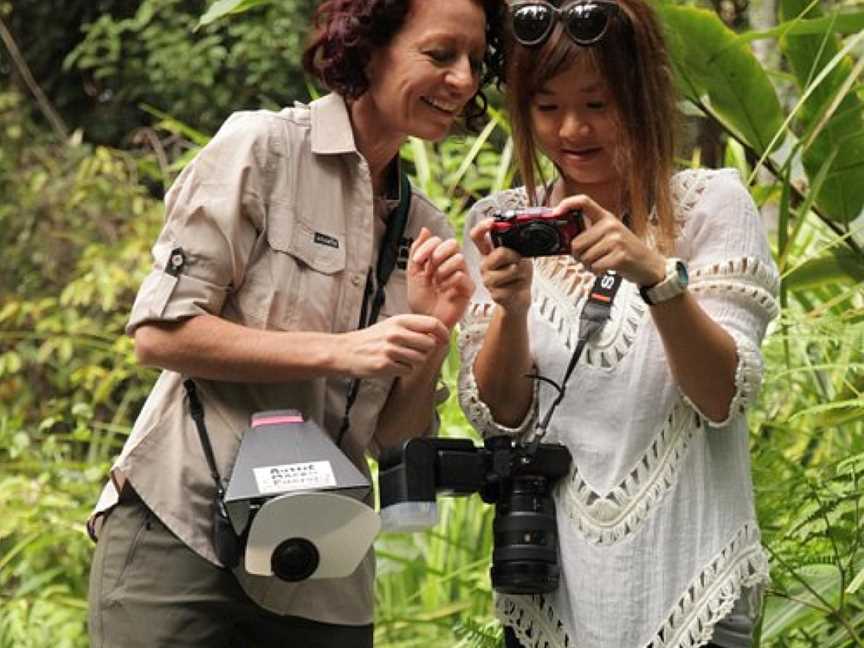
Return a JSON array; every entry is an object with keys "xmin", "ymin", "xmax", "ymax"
[{"xmin": 510, "ymin": 0, "xmax": 619, "ymax": 47}]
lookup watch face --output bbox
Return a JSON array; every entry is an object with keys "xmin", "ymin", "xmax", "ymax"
[{"xmin": 675, "ymin": 260, "xmax": 689, "ymax": 288}]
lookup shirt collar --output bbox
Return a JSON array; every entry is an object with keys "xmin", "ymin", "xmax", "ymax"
[
  {"xmin": 310, "ymin": 93, "xmax": 404, "ymax": 201},
  {"xmin": 310, "ymin": 93, "xmax": 357, "ymax": 155}
]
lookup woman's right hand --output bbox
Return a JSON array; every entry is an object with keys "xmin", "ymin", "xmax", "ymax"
[
  {"xmin": 338, "ymin": 313, "xmax": 450, "ymax": 378},
  {"xmin": 469, "ymin": 218, "xmax": 533, "ymax": 315}
]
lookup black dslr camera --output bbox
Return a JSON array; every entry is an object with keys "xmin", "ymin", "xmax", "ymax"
[
  {"xmin": 490, "ymin": 207, "xmax": 585, "ymax": 257},
  {"xmin": 378, "ymin": 436, "xmax": 572, "ymax": 594}
]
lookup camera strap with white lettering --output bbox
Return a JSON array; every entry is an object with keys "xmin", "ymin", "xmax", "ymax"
[
  {"xmin": 335, "ymin": 170, "xmax": 412, "ymax": 447},
  {"xmin": 529, "ymin": 269, "xmax": 623, "ymax": 448}
]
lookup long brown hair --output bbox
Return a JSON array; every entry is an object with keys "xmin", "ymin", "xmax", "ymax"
[{"xmin": 506, "ymin": 0, "xmax": 678, "ymax": 251}]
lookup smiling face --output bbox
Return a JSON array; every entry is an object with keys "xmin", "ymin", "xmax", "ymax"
[
  {"xmin": 530, "ymin": 58, "xmax": 623, "ymax": 201},
  {"xmin": 362, "ymin": 0, "xmax": 487, "ymax": 142}
]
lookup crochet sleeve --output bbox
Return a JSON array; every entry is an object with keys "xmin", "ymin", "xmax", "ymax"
[
  {"xmin": 457, "ymin": 195, "xmax": 538, "ymax": 438},
  {"xmin": 675, "ymin": 169, "xmax": 780, "ymax": 426}
]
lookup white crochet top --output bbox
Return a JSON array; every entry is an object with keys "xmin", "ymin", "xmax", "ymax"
[{"xmin": 458, "ymin": 169, "xmax": 779, "ymax": 648}]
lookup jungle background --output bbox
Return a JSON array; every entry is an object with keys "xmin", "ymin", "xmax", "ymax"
[{"xmin": 1, "ymin": 0, "xmax": 863, "ymax": 646}]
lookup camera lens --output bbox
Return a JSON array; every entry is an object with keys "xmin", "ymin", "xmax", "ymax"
[
  {"xmin": 271, "ymin": 537, "xmax": 320, "ymax": 581},
  {"xmin": 519, "ymin": 223, "xmax": 561, "ymax": 256},
  {"xmin": 491, "ymin": 476, "xmax": 561, "ymax": 594}
]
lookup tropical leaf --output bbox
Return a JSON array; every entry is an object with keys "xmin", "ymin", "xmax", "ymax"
[
  {"xmin": 736, "ymin": 10, "xmax": 864, "ymax": 43},
  {"xmin": 779, "ymin": 0, "xmax": 864, "ymax": 223},
  {"xmin": 197, "ymin": 0, "xmax": 271, "ymax": 29},
  {"xmin": 660, "ymin": 5, "xmax": 784, "ymax": 156},
  {"xmin": 783, "ymin": 249, "xmax": 864, "ymax": 289}
]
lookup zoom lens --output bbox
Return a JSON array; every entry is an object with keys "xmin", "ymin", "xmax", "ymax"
[
  {"xmin": 271, "ymin": 537, "xmax": 320, "ymax": 582},
  {"xmin": 490, "ymin": 475, "xmax": 560, "ymax": 594},
  {"xmin": 519, "ymin": 222, "xmax": 561, "ymax": 256}
]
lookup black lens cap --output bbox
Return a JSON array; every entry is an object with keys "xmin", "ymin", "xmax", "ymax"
[
  {"xmin": 271, "ymin": 537, "xmax": 320, "ymax": 582},
  {"xmin": 521, "ymin": 223, "xmax": 560, "ymax": 256}
]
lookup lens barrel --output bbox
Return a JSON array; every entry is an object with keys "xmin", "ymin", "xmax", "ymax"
[
  {"xmin": 491, "ymin": 476, "xmax": 561, "ymax": 594},
  {"xmin": 271, "ymin": 537, "xmax": 320, "ymax": 582},
  {"xmin": 518, "ymin": 222, "xmax": 561, "ymax": 256}
]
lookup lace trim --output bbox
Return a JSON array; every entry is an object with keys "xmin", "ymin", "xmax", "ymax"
[
  {"xmin": 680, "ymin": 328, "xmax": 764, "ymax": 428},
  {"xmin": 680, "ymin": 256, "xmax": 776, "ymax": 427},
  {"xmin": 533, "ymin": 259, "xmax": 647, "ymax": 369},
  {"xmin": 647, "ymin": 523, "xmax": 770, "ymax": 648},
  {"xmin": 496, "ymin": 594, "xmax": 571, "ymax": 648},
  {"xmin": 670, "ymin": 168, "xmax": 738, "ymax": 222},
  {"xmin": 689, "ymin": 257, "xmax": 780, "ymax": 322},
  {"xmin": 457, "ymin": 305, "xmax": 538, "ymax": 438},
  {"xmin": 496, "ymin": 523, "xmax": 770, "ymax": 648},
  {"xmin": 562, "ymin": 401, "xmax": 700, "ymax": 544}
]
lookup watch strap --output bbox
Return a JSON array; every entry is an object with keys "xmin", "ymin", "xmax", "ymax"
[{"xmin": 639, "ymin": 258, "xmax": 688, "ymax": 305}]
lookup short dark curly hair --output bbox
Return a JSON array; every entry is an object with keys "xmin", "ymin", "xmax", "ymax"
[{"xmin": 302, "ymin": 0, "xmax": 505, "ymax": 132}]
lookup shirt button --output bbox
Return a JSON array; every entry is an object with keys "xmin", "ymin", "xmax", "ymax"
[{"xmin": 351, "ymin": 274, "xmax": 362, "ymax": 287}]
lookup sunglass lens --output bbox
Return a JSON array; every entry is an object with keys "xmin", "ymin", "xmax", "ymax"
[
  {"xmin": 512, "ymin": 5, "xmax": 554, "ymax": 45},
  {"xmin": 565, "ymin": 3, "xmax": 611, "ymax": 44}
]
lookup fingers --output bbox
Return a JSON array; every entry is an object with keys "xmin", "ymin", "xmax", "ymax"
[
  {"xmin": 435, "ymin": 270, "xmax": 474, "ymax": 296},
  {"xmin": 350, "ymin": 314, "xmax": 450, "ymax": 378},
  {"xmin": 390, "ymin": 313, "xmax": 450, "ymax": 345},
  {"xmin": 481, "ymin": 246, "xmax": 523, "ymax": 272},
  {"xmin": 483, "ymin": 259, "xmax": 529, "ymax": 290},
  {"xmin": 552, "ymin": 194, "xmax": 609, "ymax": 227},
  {"xmin": 411, "ymin": 234, "xmax": 476, "ymax": 296},
  {"xmin": 573, "ymin": 233, "xmax": 614, "ymax": 268},
  {"xmin": 410, "ymin": 228, "xmax": 444, "ymax": 267},
  {"xmin": 409, "ymin": 227, "xmax": 432, "ymax": 258},
  {"xmin": 424, "ymin": 239, "xmax": 461, "ymax": 282},
  {"xmin": 470, "ymin": 218, "xmax": 495, "ymax": 256},
  {"xmin": 381, "ymin": 319, "xmax": 444, "ymax": 374}
]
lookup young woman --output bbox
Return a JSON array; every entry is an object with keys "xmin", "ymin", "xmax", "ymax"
[
  {"xmin": 86, "ymin": 1, "xmax": 505, "ymax": 646},
  {"xmin": 458, "ymin": 1, "xmax": 779, "ymax": 646}
]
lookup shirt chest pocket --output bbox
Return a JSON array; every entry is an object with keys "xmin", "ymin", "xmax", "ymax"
[{"xmin": 239, "ymin": 207, "xmax": 347, "ymax": 332}]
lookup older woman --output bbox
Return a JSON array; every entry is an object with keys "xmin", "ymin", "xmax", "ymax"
[{"xmin": 86, "ymin": 0, "xmax": 504, "ymax": 646}]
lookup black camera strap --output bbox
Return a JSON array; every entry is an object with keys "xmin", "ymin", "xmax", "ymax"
[
  {"xmin": 335, "ymin": 170, "xmax": 412, "ymax": 448},
  {"xmin": 183, "ymin": 378, "xmax": 243, "ymax": 568},
  {"xmin": 530, "ymin": 269, "xmax": 623, "ymax": 447},
  {"xmin": 184, "ymin": 379, "xmax": 223, "ymax": 491}
]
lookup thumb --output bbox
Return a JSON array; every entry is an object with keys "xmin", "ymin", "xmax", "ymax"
[{"xmin": 470, "ymin": 218, "xmax": 495, "ymax": 256}]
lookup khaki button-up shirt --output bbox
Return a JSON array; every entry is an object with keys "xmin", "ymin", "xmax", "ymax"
[{"xmin": 90, "ymin": 93, "xmax": 452, "ymax": 625}]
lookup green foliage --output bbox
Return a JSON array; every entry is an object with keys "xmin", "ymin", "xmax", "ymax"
[
  {"xmin": 2, "ymin": 0, "xmax": 139, "ymax": 143},
  {"xmin": 753, "ymin": 310, "xmax": 864, "ymax": 646},
  {"xmin": 0, "ymin": 90, "xmax": 162, "ymax": 647},
  {"xmin": 64, "ymin": 0, "xmax": 317, "ymax": 141},
  {"xmin": 662, "ymin": 5, "xmax": 785, "ymax": 156},
  {"xmin": 778, "ymin": 0, "xmax": 864, "ymax": 224},
  {"xmin": 661, "ymin": 1, "xmax": 864, "ymax": 232},
  {"xmin": 198, "ymin": 0, "xmax": 272, "ymax": 28},
  {"xmin": 374, "ymin": 353, "xmax": 499, "ymax": 646},
  {"xmin": 6, "ymin": 0, "xmax": 315, "ymax": 144},
  {"xmin": 2, "ymin": 1, "xmax": 864, "ymax": 646}
]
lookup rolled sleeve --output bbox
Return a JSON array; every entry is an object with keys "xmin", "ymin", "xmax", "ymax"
[{"xmin": 127, "ymin": 113, "xmax": 270, "ymax": 334}]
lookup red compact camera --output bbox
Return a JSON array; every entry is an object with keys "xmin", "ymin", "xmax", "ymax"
[{"xmin": 490, "ymin": 207, "xmax": 585, "ymax": 257}]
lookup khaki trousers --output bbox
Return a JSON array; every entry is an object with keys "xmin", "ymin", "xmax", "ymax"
[{"xmin": 88, "ymin": 488, "xmax": 373, "ymax": 647}]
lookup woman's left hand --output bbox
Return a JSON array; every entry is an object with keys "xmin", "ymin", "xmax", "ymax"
[
  {"xmin": 554, "ymin": 195, "xmax": 666, "ymax": 287},
  {"xmin": 407, "ymin": 228, "xmax": 475, "ymax": 330}
]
